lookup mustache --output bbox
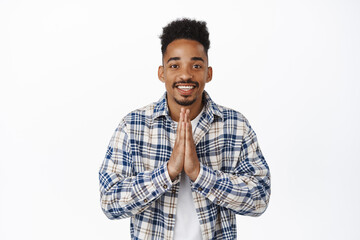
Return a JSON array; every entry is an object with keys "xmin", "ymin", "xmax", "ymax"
[{"xmin": 172, "ymin": 80, "xmax": 199, "ymax": 88}]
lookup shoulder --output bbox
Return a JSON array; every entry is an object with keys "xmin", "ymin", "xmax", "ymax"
[
  {"xmin": 114, "ymin": 93, "xmax": 167, "ymax": 134},
  {"xmin": 216, "ymin": 104, "xmax": 250, "ymax": 126},
  {"xmin": 121, "ymin": 102, "xmax": 157, "ymax": 127},
  {"xmin": 213, "ymin": 103, "xmax": 254, "ymax": 138},
  {"xmin": 204, "ymin": 91, "xmax": 250, "ymax": 129}
]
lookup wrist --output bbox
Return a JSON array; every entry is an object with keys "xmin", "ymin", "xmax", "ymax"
[
  {"xmin": 187, "ymin": 163, "xmax": 200, "ymax": 181},
  {"xmin": 167, "ymin": 162, "xmax": 180, "ymax": 181}
]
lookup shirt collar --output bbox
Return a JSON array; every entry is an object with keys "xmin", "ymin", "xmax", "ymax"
[{"xmin": 152, "ymin": 90, "xmax": 223, "ymax": 121}]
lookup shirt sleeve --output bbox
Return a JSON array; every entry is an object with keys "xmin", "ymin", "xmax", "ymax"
[
  {"xmin": 190, "ymin": 123, "xmax": 271, "ymax": 217},
  {"xmin": 99, "ymin": 120, "xmax": 175, "ymax": 220}
]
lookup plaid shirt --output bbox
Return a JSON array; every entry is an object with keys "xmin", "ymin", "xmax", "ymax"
[{"xmin": 99, "ymin": 91, "xmax": 271, "ymax": 240}]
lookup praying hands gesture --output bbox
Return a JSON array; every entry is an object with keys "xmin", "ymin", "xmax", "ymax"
[{"xmin": 167, "ymin": 108, "xmax": 200, "ymax": 181}]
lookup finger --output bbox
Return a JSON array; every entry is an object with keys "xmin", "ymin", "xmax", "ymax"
[
  {"xmin": 180, "ymin": 121, "xmax": 186, "ymax": 146},
  {"xmin": 185, "ymin": 109, "xmax": 190, "ymax": 123},
  {"xmin": 186, "ymin": 109, "xmax": 191, "ymax": 140},
  {"xmin": 183, "ymin": 109, "xmax": 187, "ymax": 123},
  {"xmin": 186, "ymin": 120, "xmax": 193, "ymax": 143},
  {"xmin": 185, "ymin": 109, "xmax": 191, "ymax": 134},
  {"xmin": 176, "ymin": 109, "xmax": 184, "ymax": 141}
]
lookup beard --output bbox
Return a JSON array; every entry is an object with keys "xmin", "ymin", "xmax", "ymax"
[
  {"xmin": 172, "ymin": 80, "xmax": 199, "ymax": 106},
  {"xmin": 174, "ymin": 95, "xmax": 197, "ymax": 106}
]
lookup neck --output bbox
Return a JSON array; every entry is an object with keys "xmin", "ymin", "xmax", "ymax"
[{"xmin": 168, "ymin": 97, "xmax": 204, "ymax": 122}]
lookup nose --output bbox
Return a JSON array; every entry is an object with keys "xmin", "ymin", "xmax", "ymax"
[{"xmin": 179, "ymin": 66, "xmax": 193, "ymax": 81}]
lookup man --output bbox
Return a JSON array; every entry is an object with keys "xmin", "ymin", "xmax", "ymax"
[{"xmin": 99, "ymin": 18, "xmax": 271, "ymax": 240}]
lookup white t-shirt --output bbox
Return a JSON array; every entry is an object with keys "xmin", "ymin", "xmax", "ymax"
[{"xmin": 173, "ymin": 108, "xmax": 204, "ymax": 240}]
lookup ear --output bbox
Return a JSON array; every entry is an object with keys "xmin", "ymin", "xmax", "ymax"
[
  {"xmin": 206, "ymin": 66, "xmax": 213, "ymax": 83},
  {"xmin": 158, "ymin": 65, "xmax": 165, "ymax": 83}
]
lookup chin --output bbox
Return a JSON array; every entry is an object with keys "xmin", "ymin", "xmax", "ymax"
[{"xmin": 174, "ymin": 97, "xmax": 197, "ymax": 106}]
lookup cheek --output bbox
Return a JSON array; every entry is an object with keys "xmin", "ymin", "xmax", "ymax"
[
  {"xmin": 195, "ymin": 71, "xmax": 207, "ymax": 79},
  {"xmin": 164, "ymin": 72, "xmax": 176, "ymax": 82},
  {"xmin": 164, "ymin": 81, "xmax": 174, "ymax": 91},
  {"xmin": 196, "ymin": 74, "xmax": 208, "ymax": 85}
]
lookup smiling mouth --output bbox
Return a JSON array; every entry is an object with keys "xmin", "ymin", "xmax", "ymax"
[
  {"xmin": 175, "ymin": 84, "xmax": 196, "ymax": 96},
  {"xmin": 176, "ymin": 85, "xmax": 195, "ymax": 91}
]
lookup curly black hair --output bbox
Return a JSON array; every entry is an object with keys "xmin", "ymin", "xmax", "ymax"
[{"xmin": 160, "ymin": 18, "xmax": 210, "ymax": 56}]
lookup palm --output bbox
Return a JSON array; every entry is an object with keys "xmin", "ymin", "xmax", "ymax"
[{"xmin": 167, "ymin": 108, "xmax": 200, "ymax": 181}]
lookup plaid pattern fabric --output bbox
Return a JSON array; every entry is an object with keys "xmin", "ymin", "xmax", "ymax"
[{"xmin": 99, "ymin": 91, "xmax": 271, "ymax": 240}]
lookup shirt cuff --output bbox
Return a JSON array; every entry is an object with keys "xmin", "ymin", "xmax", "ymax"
[
  {"xmin": 190, "ymin": 162, "xmax": 217, "ymax": 199},
  {"xmin": 151, "ymin": 162, "xmax": 175, "ymax": 193}
]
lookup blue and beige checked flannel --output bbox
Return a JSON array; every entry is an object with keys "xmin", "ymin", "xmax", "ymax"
[{"xmin": 99, "ymin": 91, "xmax": 271, "ymax": 240}]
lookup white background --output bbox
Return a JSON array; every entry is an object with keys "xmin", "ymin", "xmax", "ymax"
[{"xmin": 1, "ymin": 0, "xmax": 359, "ymax": 239}]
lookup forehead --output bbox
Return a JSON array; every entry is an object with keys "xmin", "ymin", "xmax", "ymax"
[{"xmin": 164, "ymin": 39, "xmax": 207, "ymax": 60}]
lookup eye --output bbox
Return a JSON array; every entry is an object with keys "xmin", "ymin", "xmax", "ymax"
[
  {"xmin": 170, "ymin": 64, "xmax": 179, "ymax": 69},
  {"xmin": 193, "ymin": 64, "xmax": 202, "ymax": 69}
]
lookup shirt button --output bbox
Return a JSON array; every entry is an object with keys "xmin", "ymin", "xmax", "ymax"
[
  {"xmin": 163, "ymin": 184, "xmax": 168, "ymax": 189},
  {"xmin": 198, "ymin": 187, "xmax": 203, "ymax": 191},
  {"xmin": 144, "ymin": 199, "xmax": 148, "ymax": 203},
  {"xmin": 168, "ymin": 214, "xmax": 173, "ymax": 218}
]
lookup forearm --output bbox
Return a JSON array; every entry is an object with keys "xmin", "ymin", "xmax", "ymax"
[
  {"xmin": 99, "ymin": 162, "xmax": 174, "ymax": 220},
  {"xmin": 191, "ymin": 161, "xmax": 271, "ymax": 216}
]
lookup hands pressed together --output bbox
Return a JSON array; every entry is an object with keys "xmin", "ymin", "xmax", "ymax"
[{"xmin": 167, "ymin": 108, "xmax": 200, "ymax": 181}]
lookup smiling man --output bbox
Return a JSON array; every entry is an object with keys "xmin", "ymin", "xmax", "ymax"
[
  {"xmin": 99, "ymin": 18, "xmax": 271, "ymax": 240},
  {"xmin": 159, "ymin": 38, "xmax": 212, "ymax": 123}
]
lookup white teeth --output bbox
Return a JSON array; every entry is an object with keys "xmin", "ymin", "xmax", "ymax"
[{"xmin": 177, "ymin": 86, "xmax": 194, "ymax": 90}]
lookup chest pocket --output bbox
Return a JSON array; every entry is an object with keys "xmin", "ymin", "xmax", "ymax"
[
  {"xmin": 196, "ymin": 133, "xmax": 242, "ymax": 173},
  {"xmin": 138, "ymin": 121, "xmax": 174, "ymax": 172}
]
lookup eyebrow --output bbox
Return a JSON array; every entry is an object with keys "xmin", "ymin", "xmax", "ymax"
[
  {"xmin": 166, "ymin": 56, "xmax": 205, "ymax": 63},
  {"xmin": 191, "ymin": 57, "xmax": 204, "ymax": 62},
  {"xmin": 167, "ymin": 57, "xmax": 180, "ymax": 63}
]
